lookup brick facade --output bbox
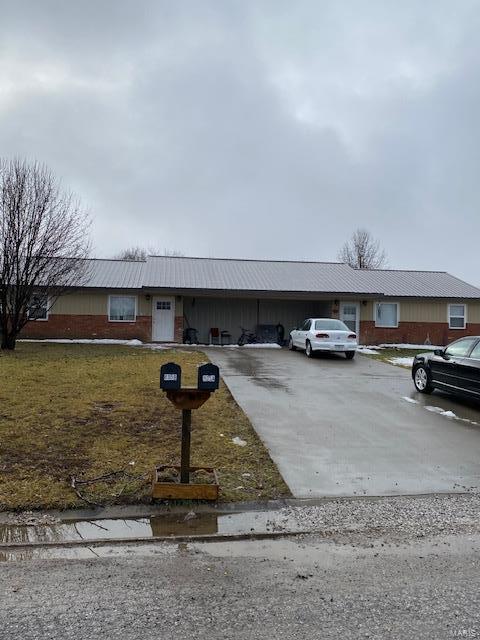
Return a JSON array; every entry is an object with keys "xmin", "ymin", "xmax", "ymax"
[
  {"xmin": 21, "ymin": 314, "xmax": 152, "ymax": 342},
  {"xmin": 360, "ymin": 321, "xmax": 480, "ymax": 346},
  {"xmin": 21, "ymin": 314, "xmax": 186, "ymax": 343},
  {"xmin": 174, "ymin": 316, "xmax": 184, "ymax": 343},
  {"xmin": 18, "ymin": 313, "xmax": 480, "ymax": 347}
]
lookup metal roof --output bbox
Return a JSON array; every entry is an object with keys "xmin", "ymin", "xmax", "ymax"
[
  {"xmin": 79, "ymin": 256, "xmax": 480, "ymax": 298},
  {"xmin": 354, "ymin": 269, "xmax": 480, "ymax": 298},
  {"xmin": 143, "ymin": 256, "xmax": 381, "ymax": 294},
  {"xmin": 81, "ymin": 259, "xmax": 146, "ymax": 289}
]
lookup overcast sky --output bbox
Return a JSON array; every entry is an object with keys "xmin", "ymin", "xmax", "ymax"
[{"xmin": 1, "ymin": 1, "xmax": 479, "ymax": 282}]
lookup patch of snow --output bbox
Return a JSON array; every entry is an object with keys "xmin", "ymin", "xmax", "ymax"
[
  {"xmin": 242, "ymin": 343, "xmax": 281, "ymax": 349},
  {"xmin": 165, "ymin": 343, "xmax": 238, "ymax": 348},
  {"xmin": 441, "ymin": 410, "xmax": 457, "ymax": 419},
  {"xmin": 156, "ymin": 342, "xmax": 282, "ymax": 349},
  {"xmin": 387, "ymin": 357, "xmax": 414, "ymax": 367},
  {"xmin": 425, "ymin": 406, "xmax": 445, "ymax": 414},
  {"xmin": 232, "ymin": 436, "xmax": 247, "ymax": 447},
  {"xmin": 460, "ymin": 417, "xmax": 479, "ymax": 426},
  {"xmin": 404, "ymin": 399, "xmax": 478, "ymax": 426},
  {"xmin": 19, "ymin": 338, "xmax": 144, "ymax": 346},
  {"xmin": 379, "ymin": 343, "xmax": 444, "ymax": 350},
  {"xmin": 20, "ymin": 338, "xmax": 282, "ymax": 350},
  {"xmin": 356, "ymin": 347, "xmax": 381, "ymax": 355}
]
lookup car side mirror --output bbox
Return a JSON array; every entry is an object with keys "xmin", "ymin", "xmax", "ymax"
[{"xmin": 434, "ymin": 348, "xmax": 445, "ymax": 357}]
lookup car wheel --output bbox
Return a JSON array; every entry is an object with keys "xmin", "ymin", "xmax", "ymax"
[
  {"xmin": 413, "ymin": 365, "xmax": 433, "ymax": 394},
  {"xmin": 345, "ymin": 351, "xmax": 355, "ymax": 360},
  {"xmin": 288, "ymin": 337, "xmax": 296, "ymax": 351},
  {"xmin": 305, "ymin": 340, "xmax": 313, "ymax": 358}
]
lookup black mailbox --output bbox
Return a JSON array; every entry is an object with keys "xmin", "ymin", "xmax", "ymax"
[
  {"xmin": 197, "ymin": 363, "xmax": 220, "ymax": 391},
  {"xmin": 160, "ymin": 362, "xmax": 182, "ymax": 390}
]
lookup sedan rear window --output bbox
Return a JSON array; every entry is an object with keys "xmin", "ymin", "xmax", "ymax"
[{"xmin": 314, "ymin": 320, "xmax": 350, "ymax": 331}]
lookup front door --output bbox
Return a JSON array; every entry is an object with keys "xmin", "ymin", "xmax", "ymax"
[
  {"xmin": 340, "ymin": 302, "xmax": 360, "ymax": 338},
  {"xmin": 152, "ymin": 297, "xmax": 175, "ymax": 341}
]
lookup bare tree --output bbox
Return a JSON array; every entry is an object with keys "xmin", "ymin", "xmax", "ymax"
[
  {"xmin": 0, "ymin": 158, "xmax": 90, "ymax": 350},
  {"xmin": 114, "ymin": 246, "xmax": 184, "ymax": 261},
  {"xmin": 337, "ymin": 228, "xmax": 388, "ymax": 269},
  {"xmin": 114, "ymin": 246, "xmax": 148, "ymax": 261}
]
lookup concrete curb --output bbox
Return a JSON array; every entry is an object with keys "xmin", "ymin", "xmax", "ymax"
[{"xmin": 0, "ymin": 529, "xmax": 314, "ymax": 551}]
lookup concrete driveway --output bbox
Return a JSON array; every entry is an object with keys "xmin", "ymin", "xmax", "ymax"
[{"xmin": 206, "ymin": 347, "xmax": 480, "ymax": 498}]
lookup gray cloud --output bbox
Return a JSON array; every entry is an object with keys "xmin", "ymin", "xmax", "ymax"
[{"xmin": 1, "ymin": 0, "xmax": 479, "ymax": 282}]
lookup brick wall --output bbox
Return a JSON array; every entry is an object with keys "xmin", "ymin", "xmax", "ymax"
[
  {"xmin": 360, "ymin": 321, "xmax": 480, "ymax": 346},
  {"xmin": 174, "ymin": 316, "xmax": 184, "ymax": 343},
  {"xmin": 21, "ymin": 314, "xmax": 152, "ymax": 342}
]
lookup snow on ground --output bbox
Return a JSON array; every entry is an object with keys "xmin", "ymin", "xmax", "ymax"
[
  {"xmin": 360, "ymin": 343, "xmax": 443, "ymax": 351},
  {"xmin": 242, "ymin": 343, "xmax": 281, "ymax": 349},
  {"xmin": 379, "ymin": 343, "xmax": 443, "ymax": 350},
  {"xmin": 356, "ymin": 346, "xmax": 381, "ymax": 355},
  {"xmin": 19, "ymin": 339, "xmax": 282, "ymax": 350},
  {"xmin": 157, "ymin": 342, "xmax": 281, "ymax": 349},
  {"xmin": 19, "ymin": 338, "xmax": 144, "ymax": 346},
  {"xmin": 401, "ymin": 397, "xmax": 480, "ymax": 426},
  {"xmin": 388, "ymin": 356, "xmax": 415, "ymax": 367}
]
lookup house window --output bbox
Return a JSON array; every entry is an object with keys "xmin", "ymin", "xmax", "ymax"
[
  {"xmin": 156, "ymin": 301, "xmax": 171, "ymax": 310},
  {"xmin": 28, "ymin": 293, "xmax": 49, "ymax": 321},
  {"xmin": 108, "ymin": 296, "xmax": 137, "ymax": 322},
  {"xmin": 448, "ymin": 304, "xmax": 466, "ymax": 329},
  {"xmin": 374, "ymin": 302, "xmax": 399, "ymax": 328}
]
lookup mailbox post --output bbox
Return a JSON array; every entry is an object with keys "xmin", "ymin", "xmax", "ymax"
[
  {"xmin": 180, "ymin": 407, "xmax": 192, "ymax": 484},
  {"xmin": 155, "ymin": 362, "xmax": 220, "ymax": 499}
]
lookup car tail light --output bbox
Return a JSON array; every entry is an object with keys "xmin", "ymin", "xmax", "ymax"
[
  {"xmin": 348, "ymin": 333, "xmax": 357, "ymax": 340},
  {"xmin": 315, "ymin": 333, "xmax": 329, "ymax": 338}
]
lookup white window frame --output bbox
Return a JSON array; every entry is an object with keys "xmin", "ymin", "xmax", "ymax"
[
  {"xmin": 27, "ymin": 293, "xmax": 50, "ymax": 321},
  {"xmin": 108, "ymin": 295, "xmax": 137, "ymax": 323},
  {"xmin": 374, "ymin": 301, "xmax": 400, "ymax": 328},
  {"xmin": 448, "ymin": 303, "xmax": 467, "ymax": 330}
]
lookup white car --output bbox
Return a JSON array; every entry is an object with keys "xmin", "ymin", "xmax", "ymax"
[{"xmin": 289, "ymin": 318, "xmax": 358, "ymax": 359}]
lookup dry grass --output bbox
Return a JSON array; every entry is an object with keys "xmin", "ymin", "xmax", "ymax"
[
  {"xmin": 0, "ymin": 343, "xmax": 290, "ymax": 510},
  {"xmin": 362, "ymin": 348, "xmax": 427, "ymax": 368}
]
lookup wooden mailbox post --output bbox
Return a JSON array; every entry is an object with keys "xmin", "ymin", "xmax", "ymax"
[{"xmin": 153, "ymin": 362, "xmax": 220, "ymax": 500}]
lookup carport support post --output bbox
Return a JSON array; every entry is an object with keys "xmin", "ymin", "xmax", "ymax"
[{"xmin": 180, "ymin": 408, "xmax": 192, "ymax": 483}]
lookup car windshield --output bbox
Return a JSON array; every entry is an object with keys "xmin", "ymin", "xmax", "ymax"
[{"xmin": 314, "ymin": 319, "xmax": 350, "ymax": 331}]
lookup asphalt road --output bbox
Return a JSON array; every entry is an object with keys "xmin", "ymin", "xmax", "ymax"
[
  {"xmin": 1, "ymin": 528, "xmax": 479, "ymax": 640},
  {"xmin": 207, "ymin": 348, "xmax": 480, "ymax": 497}
]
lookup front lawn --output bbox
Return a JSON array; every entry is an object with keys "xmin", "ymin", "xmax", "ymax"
[{"xmin": 0, "ymin": 343, "xmax": 289, "ymax": 510}]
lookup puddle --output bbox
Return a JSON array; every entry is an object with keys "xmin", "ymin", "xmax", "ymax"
[{"xmin": 0, "ymin": 509, "xmax": 303, "ymax": 561}]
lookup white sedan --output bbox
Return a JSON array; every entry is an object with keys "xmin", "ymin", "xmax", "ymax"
[{"xmin": 288, "ymin": 318, "xmax": 358, "ymax": 359}]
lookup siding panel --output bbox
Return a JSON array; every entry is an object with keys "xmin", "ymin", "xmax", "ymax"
[{"xmin": 51, "ymin": 291, "xmax": 151, "ymax": 316}]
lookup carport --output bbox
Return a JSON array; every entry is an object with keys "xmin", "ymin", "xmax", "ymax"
[
  {"xmin": 183, "ymin": 294, "xmax": 332, "ymax": 344},
  {"xmin": 142, "ymin": 255, "xmax": 382, "ymax": 344}
]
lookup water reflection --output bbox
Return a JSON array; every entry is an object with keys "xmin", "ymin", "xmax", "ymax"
[{"xmin": 0, "ymin": 509, "xmax": 296, "ymax": 560}]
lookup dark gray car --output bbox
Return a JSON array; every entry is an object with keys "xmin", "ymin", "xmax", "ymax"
[{"xmin": 412, "ymin": 336, "xmax": 480, "ymax": 399}]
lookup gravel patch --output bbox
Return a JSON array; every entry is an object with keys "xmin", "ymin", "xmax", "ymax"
[{"xmin": 267, "ymin": 493, "xmax": 480, "ymax": 543}]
